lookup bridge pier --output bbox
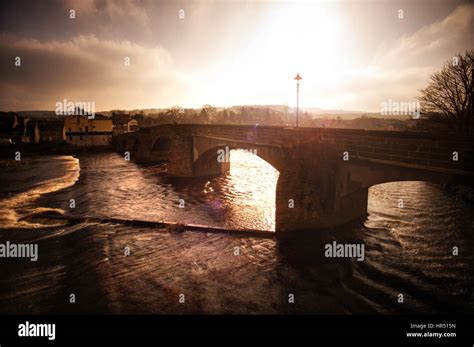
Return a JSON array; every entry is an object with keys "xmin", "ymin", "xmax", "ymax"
[
  {"xmin": 275, "ymin": 144, "xmax": 368, "ymax": 237},
  {"xmin": 193, "ymin": 156, "xmax": 230, "ymax": 176},
  {"xmin": 165, "ymin": 135, "xmax": 195, "ymax": 176}
]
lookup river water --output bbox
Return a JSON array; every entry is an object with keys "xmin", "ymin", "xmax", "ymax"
[{"xmin": 0, "ymin": 152, "xmax": 472, "ymax": 314}]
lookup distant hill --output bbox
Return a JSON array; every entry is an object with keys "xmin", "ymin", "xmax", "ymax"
[{"xmin": 6, "ymin": 105, "xmax": 411, "ymax": 121}]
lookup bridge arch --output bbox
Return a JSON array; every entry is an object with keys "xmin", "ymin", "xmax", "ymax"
[
  {"xmin": 132, "ymin": 138, "xmax": 140, "ymax": 152},
  {"xmin": 116, "ymin": 135, "xmax": 139, "ymax": 153},
  {"xmin": 365, "ymin": 180, "xmax": 461, "ymax": 232},
  {"xmin": 338, "ymin": 159, "xmax": 469, "ymax": 198},
  {"xmin": 195, "ymin": 145, "xmax": 281, "ymax": 231},
  {"xmin": 193, "ymin": 143, "xmax": 283, "ymax": 177},
  {"xmin": 151, "ymin": 136, "xmax": 172, "ymax": 153}
]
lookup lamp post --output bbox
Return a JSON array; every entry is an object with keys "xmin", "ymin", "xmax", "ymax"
[{"xmin": 294, "ymin": 73, "xmax": 302, "ymax": 127}]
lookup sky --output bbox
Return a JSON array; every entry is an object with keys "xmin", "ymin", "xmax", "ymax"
[{"xmin": 0, "ymin": 0, "xmax": 473, "ymax": 112}]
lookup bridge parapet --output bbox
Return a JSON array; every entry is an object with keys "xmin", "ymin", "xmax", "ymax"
[
  {"xmin": 312, "ymin": 129, "xmax": 474, "ymax": 172},
  {"xmin": 183, "ymin": 125, "xmax": 473, "ymax": 171}
]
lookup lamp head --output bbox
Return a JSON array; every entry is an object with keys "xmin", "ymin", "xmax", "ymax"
[{"xmin": 294, "ymin": 73, "xmax": 302, "ymax": 85}]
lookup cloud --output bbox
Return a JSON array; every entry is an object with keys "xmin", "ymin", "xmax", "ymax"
[
  {"xmin": 374, "ymin": 3, "xmax": 474, "ymax": 69},
  {"xmin": 320, "ymin": 3, "xmax": 474, "ymax": 111},
  {"xmin": 64, "ymin": 0, "xmax": 149, "ymax": 23},
  {"xmin": 0, "ymin": 2, "xmax": 472, "ymax": 112},
  {"xmin": 0, "ymin": 34, "xmax": 192, "ymax": 110},
  {"xmin": 63, "ymin": 0, "xmax": 98, "ymax": 16}
]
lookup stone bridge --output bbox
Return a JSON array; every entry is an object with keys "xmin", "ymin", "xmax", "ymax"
[{"xmin": 113, "ymin": 124, "xmax": 474, "ymax": 236}]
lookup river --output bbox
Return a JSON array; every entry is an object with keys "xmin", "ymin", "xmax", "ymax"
[{"xmin": 0, "ymin": 151, "xmax": 472, "ymax": 314}]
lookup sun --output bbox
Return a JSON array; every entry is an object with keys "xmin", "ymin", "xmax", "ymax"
[{"xmin": 196, "ymin": 2, "xmax": 347, "ymax": 108}]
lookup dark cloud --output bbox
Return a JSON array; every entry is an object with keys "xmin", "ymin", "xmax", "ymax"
[{"xmin": 0, "ymin": 34, "xmax": 187, "ymax": 110}]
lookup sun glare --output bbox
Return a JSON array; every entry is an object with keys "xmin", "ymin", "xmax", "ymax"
[{"xmin": 198, "ymin": 3, "xmax": 347, "ymax": 108}]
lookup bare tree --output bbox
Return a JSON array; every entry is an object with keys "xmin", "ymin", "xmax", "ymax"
[
  {"xmin": 163, "ymin": 106, "xmax": 184, "ymax": 124},
  {"xmin": 417, "ymin": 50, "xmax": 473, "ymax": 136},
  {"xmin": 202, "ymin": 104, "xmax": 216, "ymax": 123}
]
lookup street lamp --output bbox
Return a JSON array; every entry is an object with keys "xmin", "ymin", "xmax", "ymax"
[{"xmin": 294, "ymin": 73, "xmax": 302, "ymax": 127}]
